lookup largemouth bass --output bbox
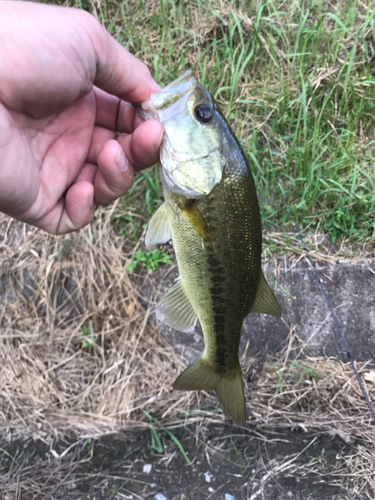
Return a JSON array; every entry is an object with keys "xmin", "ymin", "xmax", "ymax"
[{"xmin": 136, "ymin": 71, "xmax": 281, "ymax": 425}]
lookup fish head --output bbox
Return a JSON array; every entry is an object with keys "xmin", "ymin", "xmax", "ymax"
[{"xmin": 136, "ymin": 71, "xmax": 225, "ymax": 198}]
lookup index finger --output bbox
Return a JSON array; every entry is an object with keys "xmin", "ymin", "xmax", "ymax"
[{"xmin": 93, "ymin": 87, "xmax": 136, "ymax": 134}]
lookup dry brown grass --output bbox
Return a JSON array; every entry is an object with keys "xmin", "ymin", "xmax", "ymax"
[
  {"xmin": 1, "ymin": 203, "xmax": 374, "ymax": 438},
  {"xmin": 1, "ymin": 206, "xmax": 375, "ymax": 497},
  {"xmin": 0, "ymin": 205, "xmax": 198, "ymax": 439},
  {"xmin": 248, "ymin": 330, "xmax": 375, "ymax": 442}
]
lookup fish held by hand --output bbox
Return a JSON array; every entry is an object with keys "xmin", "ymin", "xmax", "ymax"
[{"xmin": 136, "ymin": 71, "xmax": 281, "ymax": 425}]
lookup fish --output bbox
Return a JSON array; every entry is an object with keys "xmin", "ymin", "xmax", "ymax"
[{"xmin": 135, "ymin": 71, "xmax": 281, "ymax": 425}]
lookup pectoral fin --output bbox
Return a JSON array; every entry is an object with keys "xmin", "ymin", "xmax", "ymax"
[
  {"xmin": 180, "ymin": 200, "xmax": 215, "ymax": 247},
  {"xmin": 249, "ymin": 271, "xmax": 281, "ymax": 317},
  {"xmin": 156, "ymin": 279, "xmax": 198, "ymax": 332},
  {"xmin": 145, "ymin": 203, "xmax": 172, "ymax": 247}
]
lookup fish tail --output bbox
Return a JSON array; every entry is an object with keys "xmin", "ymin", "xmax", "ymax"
[{"xmin": 173, "ymin": 355, "xmax": 246, "ymax": 425}]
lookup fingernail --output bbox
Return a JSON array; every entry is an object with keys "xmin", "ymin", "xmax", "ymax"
[
  {"xmin": 115, "ymin": 145, "xmax": 129, "ymax": 172},
  {"xmin": 89, "ymin": 196, "xmax": 94, "ymax": 206}
]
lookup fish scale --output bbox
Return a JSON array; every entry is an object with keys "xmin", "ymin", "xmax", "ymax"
[{"xmin": 136, "ymin": 71, "xmax": 281, "ymax": 424}]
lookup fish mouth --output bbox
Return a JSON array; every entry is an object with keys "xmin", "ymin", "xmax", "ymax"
[
  {"xmin": 152, "ymin": 70, "xmax": 195, "ymax": 110},
  {"xmin": 135, "ymin": 70, "xmax": 197, "ymax": 123}
]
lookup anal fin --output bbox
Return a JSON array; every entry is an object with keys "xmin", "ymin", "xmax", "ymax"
[
  {"xmin": 249, "ymin": 271, "xmax": 281, "ymax": 317},
  {"xmin": 157, "ymin": 279, "xmax": 198, "ymax": 332}
]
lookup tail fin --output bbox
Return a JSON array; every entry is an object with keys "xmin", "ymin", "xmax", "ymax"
[{"xmin": 173, "ymin": 356, "xmax": 246, "ymax": 425}]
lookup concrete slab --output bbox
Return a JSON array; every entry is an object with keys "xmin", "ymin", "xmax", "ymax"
[
  {"xmin": 1, "ymin": 254, "xmax": 373, "ymax": 362},
  {"xmin": 141, "ymin": 259, "xmax": 375, "ymax": 363}
]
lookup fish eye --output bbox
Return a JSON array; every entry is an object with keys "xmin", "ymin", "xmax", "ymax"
[{"xmin": 194, "ymin": 104, "xmax": 213, "ymax": 123}]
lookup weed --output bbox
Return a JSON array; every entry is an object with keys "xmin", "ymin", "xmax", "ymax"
[
  {"xmin": 288, "ymin": 362, "xmax": 322, "ymax": 381},
  {"xmin": 111, "ymin": 168, "xmax": 163, "ymax": 241},
  {"xmin": 81, "ymin": 327, "xmax": 98, "ymax": 349},
  {"xmin": 86, "ymin": 438, "xmax": 93, "ymax": 451},
  {"xmin": 308, "ymin": 454, "xmax": 324, "ymax": 465},
  {"xmin": 265, "ymin": 272, "xmax": 296, "ymax": 300},
  {"xmin": 272, "ymin": 359, "xmax": 322, "ymax": 397},
  {"xmin": 145, "ymin": 412, "xmax": 193, "ymax": 466},
  {"xmin": 128, "ymin": 248, "xmax": 170, "ymax": 273},
  {"xmin": 149, "ymin": 419, "xmax": 164, "ymax": 454},
  {"xmin": 54, "ymin": 239, "xmax": 73, "ymax": 261},
  {"xmin": 76, "ymin": 0, "xmax": 375, "ymax": 250}
]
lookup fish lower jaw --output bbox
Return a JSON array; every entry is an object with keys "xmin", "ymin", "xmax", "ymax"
[{"xmin": 161, "ymin": 170, "xmax": 208, "ymax": 198}]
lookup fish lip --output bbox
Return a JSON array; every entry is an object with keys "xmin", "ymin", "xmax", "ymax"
[
  {"xmin": 134, "ymin": 71, "xmax": 197, "ymax": 122},
  {"xmin": 151, "ymin": 71, "xmax": 196, "ymax": 111},
  {"xmin": 161, "ymin": 70, "xmax": 194, "ymax": 93}
]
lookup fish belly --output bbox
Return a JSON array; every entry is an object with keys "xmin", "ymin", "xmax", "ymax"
[{"xmin": 167, "ymin": 164, "xmax": 261, "ymax": 365}]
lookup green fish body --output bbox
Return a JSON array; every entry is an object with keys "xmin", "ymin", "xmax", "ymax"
[{"xmin": 136, "ymin": 72, "xmax": 281, "ymax": 424}]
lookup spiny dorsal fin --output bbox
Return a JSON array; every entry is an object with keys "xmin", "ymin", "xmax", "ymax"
[
  {"xmin": 145, "ymin": 203, "xmax": 172, "ymax": 247},
  {"xmin": 173, "ymin": 355, "xmax": 246, "ymax": 425},
  {"xmin": 249, "ymin": 271, "xmax": 281, "ymax": 317},
  {"xmin": 156, "ymin": 279, "xmax": 198, "ymax": 332}
]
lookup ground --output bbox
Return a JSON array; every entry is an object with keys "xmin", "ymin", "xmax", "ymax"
[
  {"xmin": 1, "ymin": 221, "xmax": 375, "ymax": 499},
  {"xmin": 0, "ymin": 425, "xmax": 365, "ymax": 499},
  {"xmin": 1, "ymin": 0, "xmax": 375, "ymax": 498}
]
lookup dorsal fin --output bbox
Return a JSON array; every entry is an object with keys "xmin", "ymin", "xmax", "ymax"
[{"xmin": 249, "ymin": 271, "xmax": 281, "ymax": 317}]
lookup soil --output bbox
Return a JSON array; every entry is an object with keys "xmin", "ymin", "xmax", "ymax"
[{"xmin": 0, "ymin": 424, "xmax": 361, "ymax": 500}]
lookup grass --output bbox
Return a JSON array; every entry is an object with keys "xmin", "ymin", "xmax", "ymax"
[
  {"xmin": 145, "ymin": 411, "xmax": 193, "ymax": 465},
  {"xmin": 111, "ymin": 169, "xmax": 162, "ymax": 242},
  {"xmin": 127, "ymin": 248, "xmax": 170, "ymax": 273},
  {"xmin": 1, "ymin": 202, "xmax": 374, "ymax": 497},
  {"xmin": 2, "ymin": 1, "xmax": 375, "ymax": 498},
  {"xmin": 2, "ymin": 199, "xmax": 373, "ymax": 440},
  {"xmin": 72, "ymin": 0, "xmax": 375, "ymax": 251}
]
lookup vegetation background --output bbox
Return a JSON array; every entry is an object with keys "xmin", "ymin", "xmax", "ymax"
[
  {"xmin": 1, "ymin": 0, "xmax": 375, "ymax": 499},
  {"xmin": 103, "ymin": 0, "xmax": 375, "ymax": 253}
]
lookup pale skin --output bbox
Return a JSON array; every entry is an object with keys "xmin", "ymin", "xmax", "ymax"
[{"xmin": 0, "ymin": 1, "xmax": 164, "ymax": 234}]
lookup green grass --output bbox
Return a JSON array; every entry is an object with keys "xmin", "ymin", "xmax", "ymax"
[
  {"xmin": 127, "ymin": 248, "xmax": 170, "ymax": 273},
  {"xmin": 111, "ymin": 168, "xmax": 162, "ymax": 241},
  {"xmin": 144, "ymin": 411, "xmax": 193, "ymax": 466},
  {"xmin": 80, "ymin": 326, "xmax": 98, "ymax": 349},
  {"xmin": 69, "ymin": 0, "xmax": 375, "ymax": 249}
]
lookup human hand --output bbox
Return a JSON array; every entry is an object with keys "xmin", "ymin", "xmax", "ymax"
[{"xmin": 0, "ymin": 1, "xmax": 163, "ymax": 234}]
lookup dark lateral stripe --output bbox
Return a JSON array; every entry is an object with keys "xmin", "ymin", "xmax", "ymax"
[{"xmin": 207, "ymin": 248, "xmax": 227, "ymax": 374}]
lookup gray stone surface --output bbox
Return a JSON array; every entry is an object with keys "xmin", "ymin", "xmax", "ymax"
[
  {"xmin": 2, "ymin": 255, "xmax": 374, "ymax": 361},
  {"xmin": 142, "ymin": 259, "xmax": 375, "ymax": 363}
]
